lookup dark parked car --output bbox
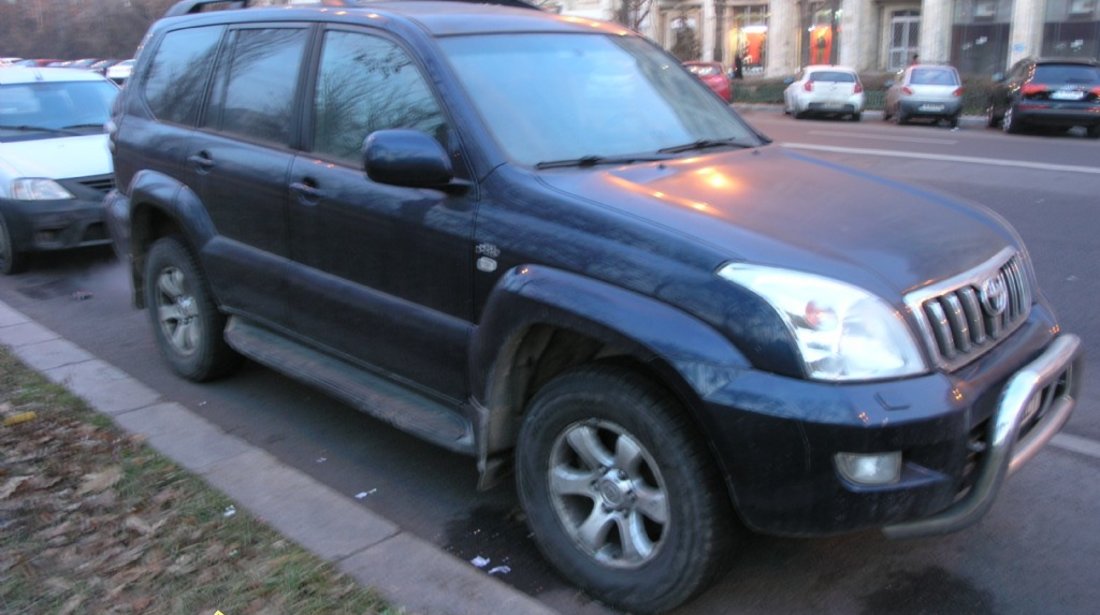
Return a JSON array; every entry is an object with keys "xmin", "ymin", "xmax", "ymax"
[
  {"xmin": 987, "ymin": 57, "xmax": 1100, "ymax": 137},
  {"xmin": 105, "ymin": 1, "xmax": 1083, "ymax": 612}
]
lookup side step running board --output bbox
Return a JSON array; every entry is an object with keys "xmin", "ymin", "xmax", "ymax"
[{"xmin": 224, "ymin": 316, "xmax": 475, "ymax": 455}]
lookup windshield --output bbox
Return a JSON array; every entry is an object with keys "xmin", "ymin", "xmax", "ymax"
[
  {"xmin": 438, "ymin": 33, "xmax": 758, "ymax": 166},
  {"xmin": 0, "ymin": 81, "xmax": 118, "ymax": 139}
]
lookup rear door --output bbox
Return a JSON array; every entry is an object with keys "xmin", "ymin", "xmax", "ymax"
[{"xmin": 192, "ymin": 24, "xmax": 312, "ymax": 329}]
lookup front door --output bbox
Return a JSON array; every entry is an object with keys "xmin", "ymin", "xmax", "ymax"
[{"xmin": 287, "ymin": 27, "xmax": 475, "ymax": 400}]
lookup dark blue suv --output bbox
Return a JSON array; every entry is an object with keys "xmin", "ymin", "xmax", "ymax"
[{"xmin": 105, "ymin": 1, "xmax": 1084, "ymax": 612}]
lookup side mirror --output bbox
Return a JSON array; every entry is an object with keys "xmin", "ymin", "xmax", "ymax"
[
  {"xmin": 991, "ymin": 72, "xmax": 1005, "ymax": 83},
  {"xmin": 362, "ymin": 129, "xmax": 454, "ymax": 189}
]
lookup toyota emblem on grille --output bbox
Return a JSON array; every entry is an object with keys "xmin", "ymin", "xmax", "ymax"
[{"xmin": 980, "ymin": 273, "xmax": 1009, "ymax": 316}]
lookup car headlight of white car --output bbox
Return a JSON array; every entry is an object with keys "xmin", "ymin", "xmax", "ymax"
[
  {"xmin": 10, "ymin": 178, "xmax": 75, "ymax": 200},
  {"xmin": 718, "ymin": 263, "xmax": 927, "ymax": 381}
]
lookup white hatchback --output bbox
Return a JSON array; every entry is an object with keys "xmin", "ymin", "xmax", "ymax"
[{"xmin": 784, "ymin": 65, "xmax": 865, "ymax": 121}]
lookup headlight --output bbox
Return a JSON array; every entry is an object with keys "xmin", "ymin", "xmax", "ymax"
[
  {"xmin": 718, "ymin": 263, "xmax": 926, "ymax": 381},
  {"xmin": 10, "ymin": 178, "xmax": 74, "ymax": 200}
]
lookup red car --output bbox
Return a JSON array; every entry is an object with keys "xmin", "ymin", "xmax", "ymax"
[{"xmin": 683, "ymin": 61, "xmax": 732, "ymax": 102}]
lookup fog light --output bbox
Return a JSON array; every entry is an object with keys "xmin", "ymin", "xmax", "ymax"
[{"xmin": 835, "ymin": 451, "xmax": 902, "ymax": 485}]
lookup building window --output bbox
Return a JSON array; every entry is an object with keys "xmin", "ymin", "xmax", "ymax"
[
  {"xmin": 1042, "ymin": 0, "xmax": 1100, "ymax": 59},
  {"xmin": 888, "ymin": 10, "xmax": 921, "ymax": 71},
  {"xmin": 801, "ymin": 1, "xmax": 840, "ymax": 66},
  {"xmin": 952, "ymin": 0, "xmax": 1014, "ymax": 75},
  {"xmin": 727, "ymin": 5, "xmax": 768, "ymax": 75}
]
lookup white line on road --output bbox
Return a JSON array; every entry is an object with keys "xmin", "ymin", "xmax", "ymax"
[
  {"xmin": 1051, "ymin": 433, "xmax": 1100, "ymax": 461},
  {"xmin": 808, "ymin": 130, "xmax": 958, "ymax": 145},
  {"xmin": 782, "ymin": 142, "xmax": 1100, "ymax": 175}
]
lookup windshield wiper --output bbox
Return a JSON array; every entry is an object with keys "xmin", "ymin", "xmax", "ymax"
[
  {"xmin": 0, "ymin": 124, "xmax": 81, "ymax": 136},
  {"xmin": 535, "ymin": 154, "xmax": 672, "ymax": 170},
  {"xmin": 657, "ymin": 138, "xmax": 753, "ymax": 154},
  {"xmin": 61, "ymin": 123, "xmax": 107, "ymax": 131}
]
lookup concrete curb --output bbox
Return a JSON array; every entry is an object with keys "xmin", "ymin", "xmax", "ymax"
[{"xmin": 0, "ymin": 299, "xmax": 558, "ymax": 615}]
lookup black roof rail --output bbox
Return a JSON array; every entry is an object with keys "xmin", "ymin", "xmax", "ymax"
[{"xmin": 165, "ymin": 0, "xmax": 538, "ymax": 17}]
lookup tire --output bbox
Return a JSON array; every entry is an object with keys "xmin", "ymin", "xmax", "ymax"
[
  {"xmin": 1087, "ymin": 125, "xmax": 1100, "ymax": 139},
  {"xmin": 0, "ymin": 213, "xmax": 28, "ymax": 275},
  {"xmin": 894, "ymin": 108, "xmax": 908, "ymax": 125},
  {"xmin": 986, "ymin": 104, "xmax": 1000, "ymax": 128},
  {"xmin": 948, "ymin": 114, "xmax": 960, "ymax": 129},
  {"xmin": 143, "ymin": 236, "xmax": 240, "ymax": 381},
  {"xmin": 1002, "ymin": 105, "xmax": 1020, "ymax": 134},
  {"xmin": 850, "ymin": 112, "xmax": 862, "ymax": 122},
  {"xmin": 516, "ymin": 365, "xmax": 735, "ymax": 614}
]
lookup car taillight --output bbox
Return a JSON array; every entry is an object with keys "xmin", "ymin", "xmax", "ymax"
[
  {"xmin": 804, "ymin": 81, "xmax": 813, "ymax": 92},
  {"xmin": 854, "ymin": 82, "xmax": 863, "ymax": 94},
  {"xmin": 952, "ymin": 87, "xmax": 964, "ymax": 97},
  {"xmin": 1091, "ymin": 86, "xmax": 1100, "ymax": 97},
  {"xmin": 901, "ymin": 86, "xmax": 913, "ymax": 96},
  {"xmin": 1021, "ymin": 83, "xmax": 1047, "ymax": 96}
]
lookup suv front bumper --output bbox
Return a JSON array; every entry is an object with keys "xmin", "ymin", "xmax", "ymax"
[{"xmin": 698, "ymin": 305, "xmax": 1082, "ymax": 537}]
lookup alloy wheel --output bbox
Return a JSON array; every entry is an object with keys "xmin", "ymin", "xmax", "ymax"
[{"xmin": 154, "ymin": 266, "xmax": 202, "ymax": 356}]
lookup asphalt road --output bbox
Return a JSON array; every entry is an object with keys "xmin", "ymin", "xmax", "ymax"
[{"xmin": 2, "ymin": 113, "xmax": 1098, "ymax": 614}]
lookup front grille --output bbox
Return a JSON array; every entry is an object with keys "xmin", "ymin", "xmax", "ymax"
[
  {"xmin": 77, "ymin": 175, "xmax": 115, "ymax": 195},
  {"xmin": 906, "ymin": 249, "xmax": 1032, "ymax": 371}
]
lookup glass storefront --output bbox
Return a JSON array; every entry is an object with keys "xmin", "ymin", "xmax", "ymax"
[
  {"xmin": 1042, "ymin": 0, "xmax": 1100, "ymax": 59},
  {"xmin": 804, "ymin": 1, "xmax": 841, "ymax": 66},
  {"xmin": 952, "ymin": 0, "xmax": 1014, "ymax": 75},
  {"xmin": 727, "ymin": 5, "xmax": 769, "ymax": 74}
]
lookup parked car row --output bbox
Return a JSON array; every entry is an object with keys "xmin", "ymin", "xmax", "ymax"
[
  {"xmin": 781, "ymin": 58, "xmax": 1099, "ymax": 138},
  {"xmin": 2, "ymin": 57, "xmax": 136, "ymax": 83}
]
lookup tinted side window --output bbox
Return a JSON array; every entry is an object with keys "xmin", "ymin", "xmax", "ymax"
[
  {"xmin": 312, "ymin": 30, "xmax": 446, "ymax": 164},
  {"xmin": 208, "ymin": 27, "xmax": 309, "ymax": 145},
  {"xmin": 143, "ymin": 26, "xmax": 224, "ymax": 125}
]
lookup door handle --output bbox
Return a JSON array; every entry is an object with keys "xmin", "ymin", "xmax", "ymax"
[
  {"xmin": 187, "ymin": 152, "xmax": 214, "ymax": 172},
  {"xmin": 290, "ymin": 181, "xmax": 323, "ymax": 205}
]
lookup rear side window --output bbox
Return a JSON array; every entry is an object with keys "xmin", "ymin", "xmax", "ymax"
[
  {"xmin": 143, "ymin": 26, "xmax": 224, "ymax": 125},
  {"xmin": 311, "ymin": 30, "xmax": 446, "ymax": 164},
  {"xmin": 206, "ymin": 27, "xmax": 310, "ymax": 146},
  {"xmin": 910, "ymin": 68, "xmax": 959, "ymax": 85},
  {"xmin": 1033, "ymin": 64, "xmax": 1100, "ymax": 85},
  {"xmin": 809, "ymin": 71, "xmax": 856, "ymax": 83}
]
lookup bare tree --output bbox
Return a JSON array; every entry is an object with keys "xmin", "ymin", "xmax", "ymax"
[{"xmin": 614, "ymin": 0, "xmax": 652, "ymax": 32}]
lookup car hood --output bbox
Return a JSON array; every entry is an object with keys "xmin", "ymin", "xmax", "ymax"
[
  {"xmin": 0, "ymin": 134, "xmax": 112, "ymax": 181},
  {"xmin": 534, "ymin": 145, "xmax": 1018, "ymax": 299}
]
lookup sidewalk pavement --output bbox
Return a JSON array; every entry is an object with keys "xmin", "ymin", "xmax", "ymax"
[{"xmin": 0, "ymin": 298, "xmax": 558, "ymax": 615}]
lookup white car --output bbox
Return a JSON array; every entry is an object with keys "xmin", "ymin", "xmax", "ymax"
[
  {"xmin": 783, "ymin": 65, "xmax": 865, "ymax": 121},
  {"xmin": 0, "ymin": 68, "xmax": 118, "ymax": 273},
  {"xmin": 106, "ymin": 59, "xmax": 135, "ymax": 84}
]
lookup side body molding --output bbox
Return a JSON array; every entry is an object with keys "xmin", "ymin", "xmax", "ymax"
[{"xmin": 470, "ymin": 265, "xmax": 750, "ymax": 457}]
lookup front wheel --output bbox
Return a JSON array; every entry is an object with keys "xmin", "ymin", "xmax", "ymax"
[
  {"xmin": 986, "ymin": 104, "xmax": 1000, "ymax": 128},
  {"xmin": 0, "ymin": 214, "xmax": 28, "ymax": 275},
  {"xmin": 516, "ymin": 365, "xmax": 735, "ymax": 614},
  {"xmin": 144, "ymin": 236, "xmax": 240, "ymax": 381}
]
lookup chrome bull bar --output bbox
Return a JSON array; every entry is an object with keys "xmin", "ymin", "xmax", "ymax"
[{"xmin": 884, "ymin": 333, "xmax": 1083, "ymax": 539}]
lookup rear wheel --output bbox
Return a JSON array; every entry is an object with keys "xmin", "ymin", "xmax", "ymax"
[
  {"xmin": 850, "ymin": 112, "xmax": 862, "ymax": 122},
  {"xmin": 1002, "ymin": 105, "xmax": 1020, "ymax": 134},
  {"xmin": 144, "ymin": 236, "xmax": 240, "ymax": 381},
  {"xmin": 1087, "ymin": 125, "xmax": 1100, "ymax": 139},
  {"xmin": 894, "ymin": 108, "xmax": 908, "ymax": 125},
  {"xmin": 986, "ymin": 104, "xmax": 1000, "ymax": 128},
  {"xmin": 0, "ymin": 214, "xmax": 27, "ymax": 275},
  {"xmin": 516, "ymin": 365, "xmax": 735, "ymax": 614},
  {"xmin": 948, "ymin": 114, "xmax": 960, "ymax": 129}
]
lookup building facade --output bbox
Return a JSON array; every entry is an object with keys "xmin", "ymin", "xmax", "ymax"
[{"xmin": 558, "ymin": 0, "xmax": 1100, "ymax": 76}]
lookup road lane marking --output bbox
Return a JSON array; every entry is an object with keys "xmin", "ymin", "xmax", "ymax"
[
  {"xmin": 782, "ymin": 142, "xmax": 1100, "ymax": 175},
  {"xmin": 808, "ymin": 130, "xmax": 958, "ymax": 145},
  {"xmin": 1051, "ymin": 433, "xmax": 1100, "ymax": 461}
]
